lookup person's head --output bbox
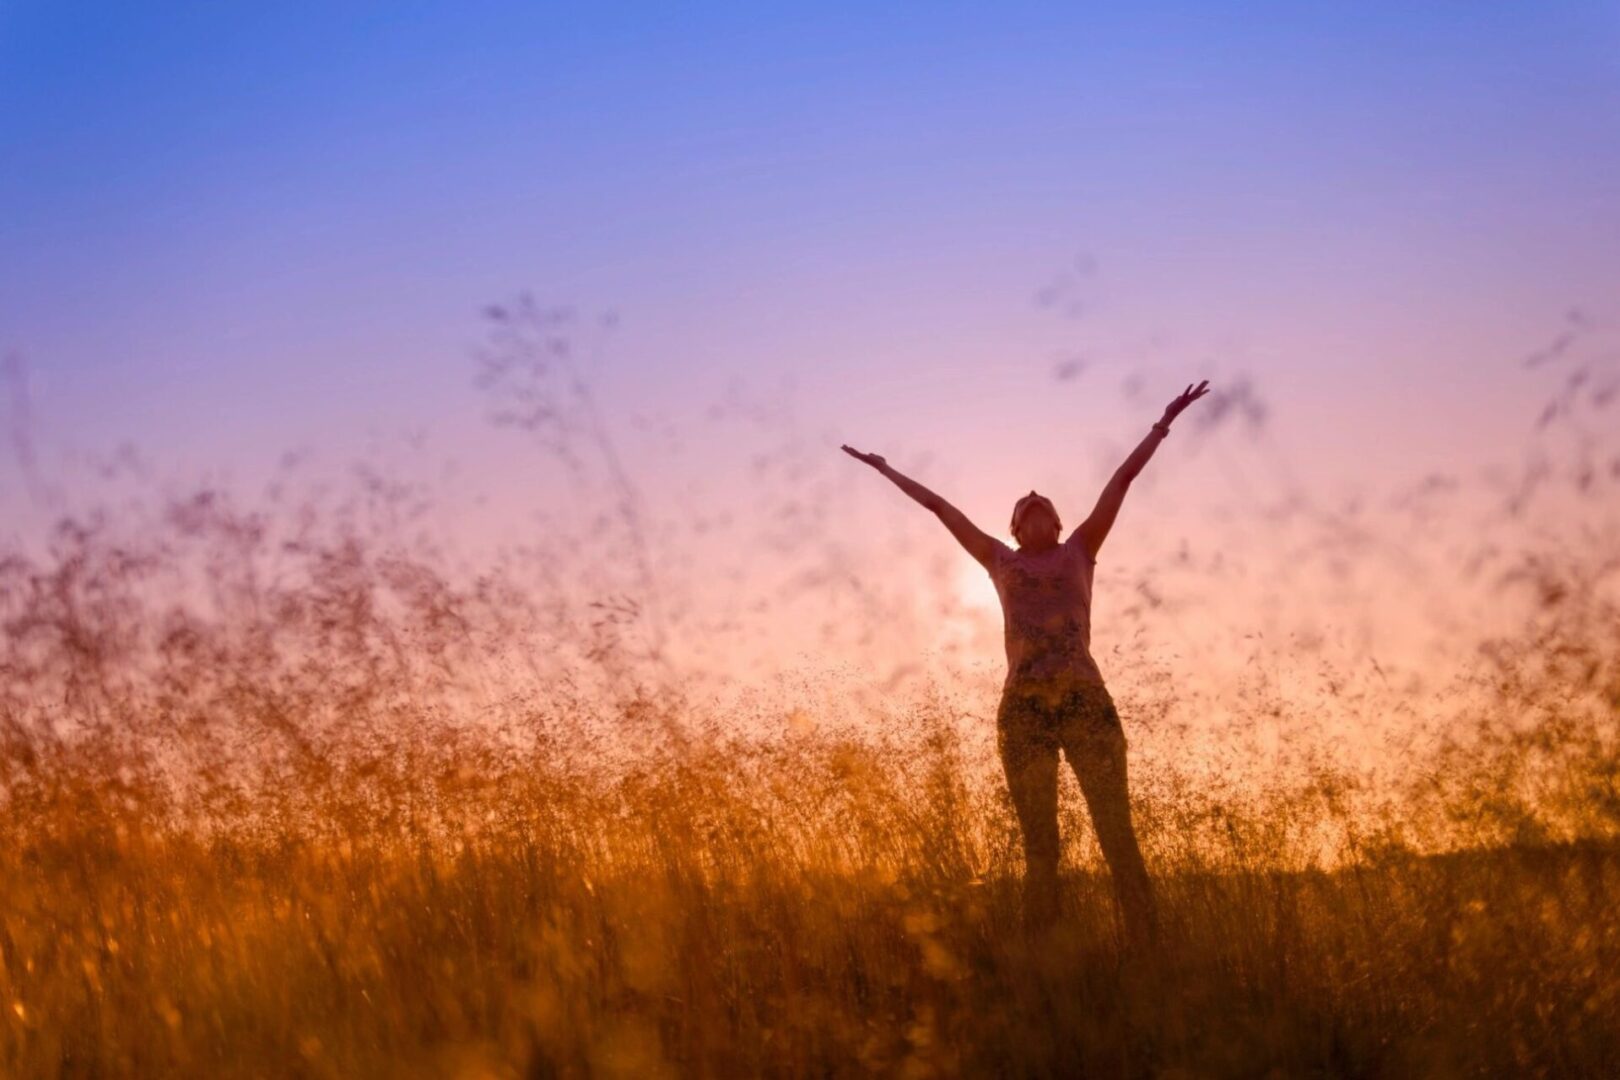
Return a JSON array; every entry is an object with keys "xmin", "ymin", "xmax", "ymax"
[{"xmin": 1010, "ymin": 490, "xmax": 1061, "ymax": 549}]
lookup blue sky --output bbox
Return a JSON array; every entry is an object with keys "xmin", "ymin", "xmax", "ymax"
[{"xmin": 3, "ymin": 2, "xmax": 1617, "ymax": 538}]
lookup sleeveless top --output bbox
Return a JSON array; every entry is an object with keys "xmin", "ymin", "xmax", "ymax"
[{"xmin": 985, "ymin": 532, "xmax": 1106, "ymax": 692}]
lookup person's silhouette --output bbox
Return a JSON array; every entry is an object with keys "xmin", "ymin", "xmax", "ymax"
[{"xmin": 843, "ymin": 380, "xmax": 1210, "ymax": 949}]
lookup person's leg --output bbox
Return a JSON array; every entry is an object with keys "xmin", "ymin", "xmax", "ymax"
[
  {"xmin": 1060, "ymin": 686, "xmax": 1160, "ymax": 951},
  {"xmin": 996, "ymin": 692, "xmax": 1062, "ymax": 932}
]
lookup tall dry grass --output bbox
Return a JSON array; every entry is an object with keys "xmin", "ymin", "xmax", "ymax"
[{"xmin": 2, "ymin": 302, "xmax": 1619, "ymax": 1077}]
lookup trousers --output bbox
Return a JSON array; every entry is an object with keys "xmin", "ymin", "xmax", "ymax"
[{"xmin": 996, "ymin": 678, "xmax": 1159, "ymax": 945}]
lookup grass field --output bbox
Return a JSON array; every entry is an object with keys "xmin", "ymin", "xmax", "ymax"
[
  {"xmin": 5, "ymin": 705, "xmax": 1618, "ymax": 1077},
  {"xmin": 2, "ymin": 488, "xmax": 1617, "ymax": 1077}
]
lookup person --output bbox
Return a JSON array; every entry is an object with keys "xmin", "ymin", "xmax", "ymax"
[{"xmin": 841, "ymin": 380, "xmax": 1210, "ymax": 949}]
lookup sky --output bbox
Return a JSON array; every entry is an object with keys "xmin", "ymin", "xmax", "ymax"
[{"xmin": 3, "ymin": 3, "xmax": 1619, "ymax": 749}]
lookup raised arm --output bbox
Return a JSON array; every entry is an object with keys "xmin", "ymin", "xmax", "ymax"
[
  {"xmin": 841, "ymin": 445, "xmax": 998, "ymax": 568},
  {"xmin": 1070, "ymin": 380, "xmax": 1210, "ymax": 559}
]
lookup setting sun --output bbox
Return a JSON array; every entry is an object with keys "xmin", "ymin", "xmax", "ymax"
[{"xmin": 959, "ymin": 555, "xmax": 1004, "ymax": 612}]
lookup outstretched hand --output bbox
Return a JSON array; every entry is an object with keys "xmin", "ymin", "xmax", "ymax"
[
  {"xmin": 840, "ymin": 444, "xmax": 888, "ymax": 470},
  {"xmin": 1162, "ymin": 380, "xmax": 1211, "ymax": 426}
]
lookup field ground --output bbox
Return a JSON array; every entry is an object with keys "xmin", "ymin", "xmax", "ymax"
[{"xmin": 7, "ymin": 804, "xmax": 1616, "ymax": 1077}]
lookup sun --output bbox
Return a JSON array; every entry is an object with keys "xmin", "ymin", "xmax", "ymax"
[{"xmin": 958, "ymin": 559, "xmax": 1001, "ymax": 612}]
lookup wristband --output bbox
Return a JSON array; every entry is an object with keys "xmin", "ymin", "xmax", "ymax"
[{"xmin": 1151, "ymin": 421, "xmax": 1170, "ymax": 435}]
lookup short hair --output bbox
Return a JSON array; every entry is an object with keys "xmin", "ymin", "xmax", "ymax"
[{"xmin": 1010, "ymin": 491, "xmax": 1061, "ymax": 535}]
